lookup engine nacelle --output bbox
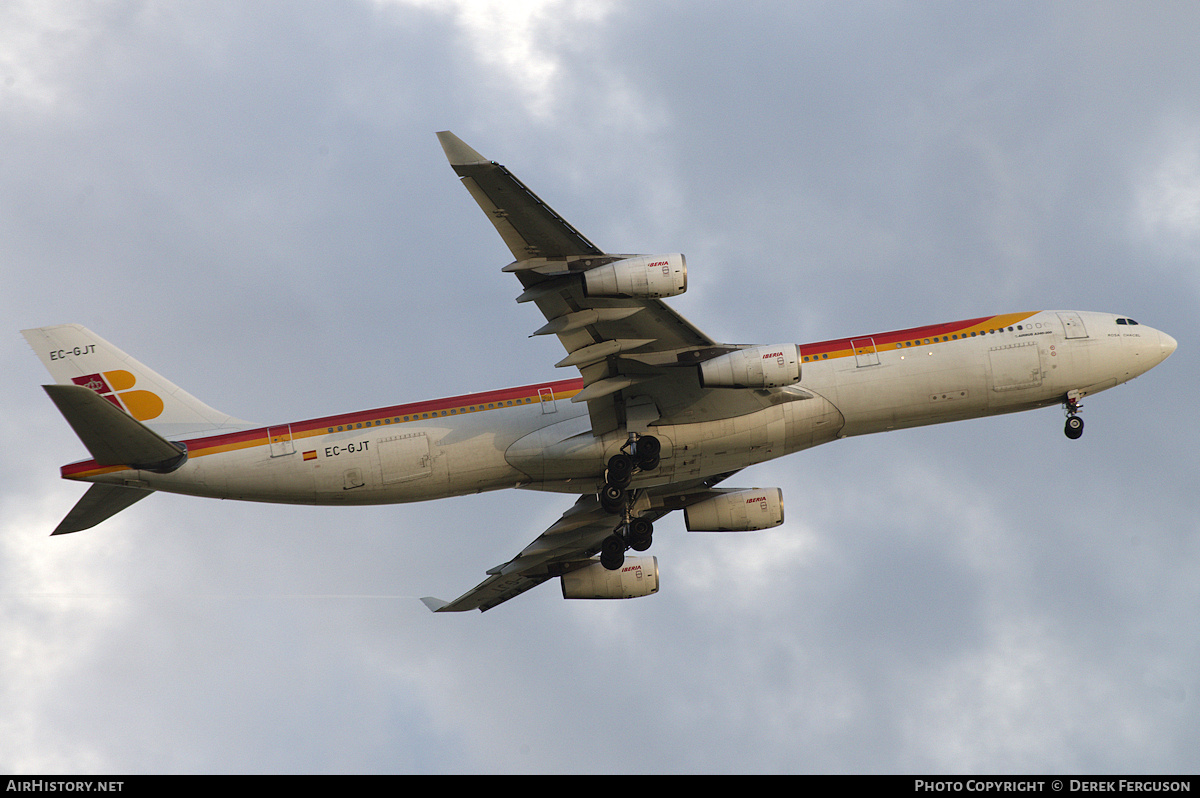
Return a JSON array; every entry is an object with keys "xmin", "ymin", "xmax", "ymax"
[
  {"xmin": 684, "ymin": 488, "xmax": 785, "ymax": 532},
  {"xmin": 561, "ymin": 556, "xmax": 660, "ymax": 599},
  {"xmin": 698, "ymin": 344, "xmax": 801, "ymax": 389},
  {"xmin": 582, "ymin": 254, "xmax": 687, "ymax": 299}
]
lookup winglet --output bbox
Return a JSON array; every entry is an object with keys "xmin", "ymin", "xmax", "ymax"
[
  {"xmin": 420, "ymin": 596, "xmax": 451, "ymax": 612},
  {"xmin": 436, "ymin": 131, "xmax": 489, "ymax": 167}
]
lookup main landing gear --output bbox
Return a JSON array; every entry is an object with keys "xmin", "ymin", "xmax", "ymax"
[
  {"xmin": 598, "ymin": 434, "xmax": 661, "ymax": 570},
  {"xmin": 1063, "ymin": 390, "xmax": 1085, "ymax": 440}
]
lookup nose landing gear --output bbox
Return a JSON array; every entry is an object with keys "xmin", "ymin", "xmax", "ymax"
[
  {"xmin": 597, "ymin": 434, "xmax": 660, "ymax": 570},
  {"xmin": 1063, "ymin": 390, "xmax": 1084, "ymax": 439}
]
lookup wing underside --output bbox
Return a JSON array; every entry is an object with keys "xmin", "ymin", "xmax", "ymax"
[{"xmin": 422, "ymin": 476, "xmax": 737, "ymax": 612}]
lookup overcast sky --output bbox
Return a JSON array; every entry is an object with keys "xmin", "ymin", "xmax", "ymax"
[{"xmin": 2, "ymin": 0, "xmax": 1197, "ymax": 774}]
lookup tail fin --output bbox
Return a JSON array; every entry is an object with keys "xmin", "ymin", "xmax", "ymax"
[{"xmin": 22, "ymin": 324, "xmax": 249, "ymax": 438}]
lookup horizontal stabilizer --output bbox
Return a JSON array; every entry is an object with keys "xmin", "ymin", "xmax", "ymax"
[
  {"xmin": 44, "ymin": 384, "xmax": 187, "ymax": 472},
  {"xmin": 53, "ymin": 483, "xmax": 155, "ymax": 536}
]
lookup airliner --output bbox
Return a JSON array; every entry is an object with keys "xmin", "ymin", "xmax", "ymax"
[{"xmin": 23, "ymin": 132, "xmax": 1177, "ymax": 612}]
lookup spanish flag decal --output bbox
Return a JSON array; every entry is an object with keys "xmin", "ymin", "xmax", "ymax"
[{"xmin": 303, "ymin": 451, "xmax": 317, "ymax": 461}]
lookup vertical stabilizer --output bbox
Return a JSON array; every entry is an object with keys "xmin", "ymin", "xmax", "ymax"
[{"xmin": 22, "ymin": 324, "xmax": 250, "ymax": 438}]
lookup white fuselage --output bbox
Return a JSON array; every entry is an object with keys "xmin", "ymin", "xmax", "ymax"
[{"xmin": 63, "ymin": 310, "xmax": 1175, "ymax": 505}]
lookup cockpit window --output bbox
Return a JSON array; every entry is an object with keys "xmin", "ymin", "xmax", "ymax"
[{"xmin": 1116, "ymin": 318, "xmax": 1140, "ymax": 326}]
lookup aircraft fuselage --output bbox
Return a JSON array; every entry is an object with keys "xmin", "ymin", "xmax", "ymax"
[{"xmin": 61, "ymin": 309, "xmax": 1175, "ymax": 506}]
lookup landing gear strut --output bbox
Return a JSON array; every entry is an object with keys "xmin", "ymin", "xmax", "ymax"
[
  {"xmin": 597, "ymin": 434, "xmax": 660, "ymax": 569},
  {"xmin": 1063, "ymin": 391, "xmax": 1084, "ymax": 440}
]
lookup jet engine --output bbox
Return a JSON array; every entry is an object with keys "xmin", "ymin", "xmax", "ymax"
[
  {"xmin": 684, "ymin": 488, "xmax": 785, "ymax": 532},
  {"xmin": 561, "ymin": 556, "xmax": 660, "ymax": 599},
  {"xmin": 582, "ymin": 254, "xmax": 687, "ymax": 299},
  {"xmin": 698, "ymin": 344, "xmax": 801, "ymax": 389}
]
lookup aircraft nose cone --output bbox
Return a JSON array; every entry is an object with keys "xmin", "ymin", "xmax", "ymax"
[{"xmin": 1160, "ymin": 331, "xmax": 1178, "ymax": 360}]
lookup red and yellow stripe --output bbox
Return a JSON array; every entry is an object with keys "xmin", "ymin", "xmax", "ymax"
[
  {"xmin": 60, "ymin": 379, "xmax": 584, "ymax": 479},
  {"xmin": 799, "ymin": 312, "xmax": 1039, "ymax": 363}
]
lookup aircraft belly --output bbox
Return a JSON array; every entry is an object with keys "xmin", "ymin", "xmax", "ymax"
[
  {"xmin": 133, "ymin": 427, "xmax": 508, "ymax": 506},
  {"xmin": 665, "ymin": 414, "xmax": 771, "ymax": 478},
  {"xmin": 656, "ymin": 395, "xmax": 843, "ymax": 481},
  {"xmin": 139, "ymin": 446, "xmax": 320, "ymax": 503},
  {"xmin": 784, "ymin": 389, "xmax": 845, "ymax": 452},
  {"xmin": 829, "ymin": 350, "xmax": 992, "ymax": 436},
  {"xmin": 441, "ymin": 430, "xmax": 530, "ymax": 493},
  {"xmin": 504, "ymin": 407, "xmax": 597, "ymax": 482},
  {"xmin": 330, "ymin": 418, "xmax": 527, "ymax": 503}
]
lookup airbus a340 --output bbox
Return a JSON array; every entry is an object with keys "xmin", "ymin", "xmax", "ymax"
[{"xmin": 24, "ymin": 132, "xmax": 1177, "ymax": 611}]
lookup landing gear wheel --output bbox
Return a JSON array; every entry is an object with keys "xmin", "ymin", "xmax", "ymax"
[
  {"xmin": 627, "ymin": 518, "xmax": 653, "ymax": 552},
  {"xmin": 600, "ymin": 535, "xmax": 626, "ymax": 570},
  {"xmin": 1064, "ymin": 415, "xmax": 1084, "ymax": 439},
  {"xmin": 605, "ymin": 453, "xmax": 635, "ymax": 488},
  {"xmin": 634, "ymin": 435, "xmax": 661, "ymax": 471},
  {"xmin": 599, "ymin": 484, "xmax": 626, "ymax": 514}
]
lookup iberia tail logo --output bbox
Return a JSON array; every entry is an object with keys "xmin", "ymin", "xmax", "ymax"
[{"xmin": 72, "ymin": 370, "xmax": 164, "ymax": 421}]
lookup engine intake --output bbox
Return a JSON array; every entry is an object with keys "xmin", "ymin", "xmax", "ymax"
[
  {"xmin": 685, "ymin": 488, "xmax": 785, "ymax": 532},
  {"xmin": 582, "ymin": 254, "xmax": 687, "ymax": 299},
  {"xmin": 698, "ymin": 344, "xmax": 801, "ymax": 389},
  {"xmin": 561, "ymin": 556, "xmax": 660, "ymax": 599}
]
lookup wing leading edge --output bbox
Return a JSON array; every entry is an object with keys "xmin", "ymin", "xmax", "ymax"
[
  {"xmin": 436, "ymin": 131, "xmax": 772, "ymax": 436},
  {"xmin": 437, "ymin": 131, "xmax": 602, "ymax": 261}
]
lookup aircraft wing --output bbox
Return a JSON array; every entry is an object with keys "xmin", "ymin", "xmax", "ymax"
[
  {"xmin": 437, "ymin": 131, "xmax": 774, "ymax": 435},
  {"xmin": 421, "ymin": 475, "xmax": 736, "ymax": 612}
]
